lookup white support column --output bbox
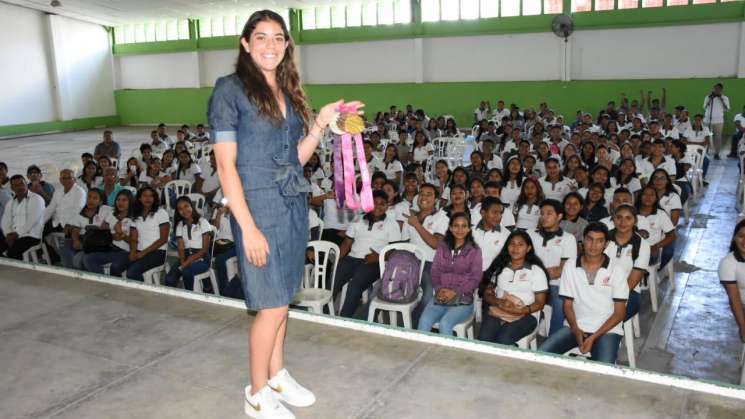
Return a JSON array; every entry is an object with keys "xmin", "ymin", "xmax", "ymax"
[
  {"xmin": 44, "ymin": 14, "xmax": 64, "ymax": 121},
  {"xmin": 736, "ymin": 21, "xmax": 745, "ymax": 78}
]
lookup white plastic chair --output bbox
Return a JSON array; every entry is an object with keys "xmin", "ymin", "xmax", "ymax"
[
  {"xmin": 45, "ymin": 232, "xmax": 66, "ymax": 256},
  {"xmin": 433, "ymin": 313, "xmax": 475, "ymax": 339},
  {"xmin": 366, "ymin": 243, "xmax": 426, "ymax": 329},
  {"xmin": 563, "ymin": 320, "xmax": 635, "ymax": 368},
  {"xmin": 185, "ymin": 193, "xmax": 207, "ymax": 215},
  {"xmin": 22, "ymin": 242, "xmax": 51, "ymax": 265},
  {"xmin": 226, "ymin": 256, "xmax": 239, "ymax": 284},
  {"xmin": 647, "ymin": 261, "xmax": 661, "ymax": 313},
  {"xmin": 294, "ymin": 241, "xmax": 340, "ymax": 315},
  {"xmin": 685, "ymin": 145, "xmax": 705, "ymax": 197},
  {"xmin": 122, "ymin": 186, "xmax": 137, "ymax": 195},
  {"xmin": 164, "ymin": 180, "xmax": 192, "ymax": 216},
  {"xmin": 740, "ymin": 343, "xmax": 745, "ymax": 386}
]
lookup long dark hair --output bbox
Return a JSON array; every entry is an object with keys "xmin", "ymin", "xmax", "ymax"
[
  {"xmin": 133, "ymin": 186, "xmax": 161, "ymax": 218},
  {"xmin": 113, "ymin": 189, "xmax": 134, "ymax": 219},
  {"xmin": 485, "ymin": 230, "xmax": 548, "ymax": 283},
  {"xmin": 443, "ymin": 212, "xmax": 475, "ymax": 250},
  {"xmin": 236, "ymin": 10, "xmax": 310, "ymax": 127},
  {"xmin": 650, "ymin": 168, "xmax": 676, "ymax": 196},
  {"xmin": 636, "ymin": 184, "xmax": 660, "ymax": 215},
  {"xmin": 173, "ymin": 195, "xmax": 202, "ymax": 228},
  {"xmin": 175, "ymin": 150, "xmax": 194, "ymax": 180},
  {"xmin": 730, "ymin": 219, "xmax": 745, "ymax": 261}
]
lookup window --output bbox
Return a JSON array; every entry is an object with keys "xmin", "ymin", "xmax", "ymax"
[
  {"xmin": 379, "ymin": 0, "xmax": 395, "ymax": 24},
  {"xmin": 347, "ymin": 4, "xmax": 362, "ymax": 26},
  {"xmin": 572, "ymin": 0, "xmax": 592, "ymax": 12},
  {"xmin": 115, "ymin": 18, "xmax": 190, "ymax": 44},
  {"xmin": 442, "ymin": 0, "xmax": 460, "ymax": 20},
  {"xmin": 618, "ymin": 0, "xmax": 638, "ymax": 8},
  {"xmin": 544, "ymin": 0, "xmax": 563, "ymax": 13},
  {"xmin": 422, "ymin": 0, "xmax": 440, "ymax": 21},
  {"xmin": 642, "ymin": 0, "xmax": 664, "ymax": 6},
  {"xmin": 523, "ymin": 0, "xmax": 542, "ymax": 15},
  {"xmin": 332, "ymin": 5, "xmax": 346, "ymax": 28},
  {"xmin": 501, "ymin": 0, "xmax": 520, "ymax": 16},
  {"xmin": 363, "ymin": 3, "xmax": 378, "ymax": 25},
  {"xmin": 667, "ymin": 0, "xmax": 688, "ymax": 5},
  {"xmin": 480, "ymin": 0, "xmax": 499, "ymax": 17},
  {"xmin": 461, "ymin": 0, "xmax": 479, "ymax": 19},
  {"xmin": 302, "ymin": 8, "xmax": 316, "ymax": 30},
  {"xmin": 395, "ymin": 0, "xmax": 412, "ymax": 23},
  {"xmin": 316, "ymin": 5, "xmax": 331, "ymax": 29},
  {"xmin": 692, "ymin": 0, "xmax": 715, "ymax": 3},
  {"xmin": 595, "ymin": 0, "xmax": 614, "ymax": 10}
]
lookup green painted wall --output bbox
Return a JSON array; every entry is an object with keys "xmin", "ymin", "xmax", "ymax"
[
  {"xmin": 115, "ymin": 78, "xmax": 744, "ymax": 134},
  {"xmin": 0, "ymin": 116, "xmax": 121, "ymax": 139}
]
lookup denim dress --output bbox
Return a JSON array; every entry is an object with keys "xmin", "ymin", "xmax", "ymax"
[{"xmin": 207, "ymin": 74, "xmax": 310, "ymax": 310}]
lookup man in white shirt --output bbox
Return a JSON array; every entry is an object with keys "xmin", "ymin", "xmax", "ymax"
[
  {"xmin": 1, "ymin": 175, "xmax": 45, "ymax": 260},
  {"xmin": 474, "ymin": 101, "xmax": 490, "ymax": 124},
  {"xmin": 157, "ymin": 123, "xmax": 175, "ymax": 147},
  {"xmin": 43, "ymin": 169, "xmax": 86, "ymax": 235},
  {"xmin": 0, "ymin": 188, "xmax": 12, "ymax": 255},
  {"xmin": 703, "ymin": 83, "xmax": 730, "ymax": 159},
  {"xmin": 149, "ymin": 130, "xmax": 168, "ymax": 158},
  {"xmin": 402, "ymin": 184, "xmax": 448, "ymax": 324},
  {"xmin": 539, "ymin": 222, "xmax": 630, "ymax": 364},
  {"xmin": 493, "ymin": 100, "xmax": 510, "ymax": 123}
]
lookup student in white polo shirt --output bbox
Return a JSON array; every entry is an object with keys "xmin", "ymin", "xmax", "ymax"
[
  {"xmin": 309, "ymin": 161, "xmax": 357, "ymax": 247},
  {"xmin": 636, "ymin": 185, "xmax": 676, "ymax": 267},
  {"xmin": 513, "ymin": 177, "xmax": 544, "ymax": 231},
  {"xmin": 479, "ymin": 230, "xmax": 549, "ymax": 345},
  {"xmin": 638, "ymin": 139, "xmax": 676, "ymax": 181},
  {"xmin": 164, "ymin": 196, "xmax": 213, "ymax": 291},
  {"xmin": 472, "ymin": 197, "xmax": 510, "ymax": 272},
  {"xmin": 83, "ymin": 189, "xmax": 134, "ymax": 275},
  {"xmin": 111, "ymin": 186, "xmax": 169, "ymax": 281},
  {"xmin": 539, "ymin": 158, "xmax": 574, "ymax": 202},
  {"xmin": 605, "ymin": 204, "xmax": 650, "ymax": 321},
  {"xmin": 560, "ymin": 192, "xmax": 588, "ymax": 248},
  {"xmin": 65, "ymin": 188, "xmax": 111, "ymax": 270},
  {"xmin": 335, "ymin": 191, "xmax": 402, "ymax": 318},
  {"xmin": 540, "ymin": 222, "xmax": 630, "ymax": 364},
  {"xmin": 401, "ymin": 183, "xmax": 449, "ymax": 323},
  {"xmin": 528, "ymin": 199, "xmax": 577, "ymax": 336},
  {"xmin": 650, "ymin": 168, "xmax": 682, "ymax": 226},
  {"xmin": 719, "ymin": 220, "xmax": 745, "ymax": 343},
  {"xmin": 599, "ymin": 187, "xmax": 650, "ymax": 235},
  {"xmin": 43, "ymin": 169, "xmax": 86, "ymax": 236},
  {"xmin": 1, "ymin": 175, "xmax": 45, "ymax": 260},
  {"xmin": 471, "ymin": 182, "xmax": 516, "ymax": 229}
]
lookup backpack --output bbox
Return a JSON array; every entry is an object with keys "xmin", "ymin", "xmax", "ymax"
[{"xmin": 376, "ymin": 250, "xmax": 421, "ymax": 304}]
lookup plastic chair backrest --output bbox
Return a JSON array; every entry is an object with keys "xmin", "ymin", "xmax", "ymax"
[
  {"xmin": 378, "ymin": 243, "xmax": 426, "ymax": 287},
  {"xmin": 306, "ymin": 240, "xmax": 340, "ymax": 291},
  {"xmin": 165, "ymin": 180, "xmax": 192, "ymax": 197},
  {"xmin": 185, "ymin": 193, "xmax": 206, "ymax": 215}
]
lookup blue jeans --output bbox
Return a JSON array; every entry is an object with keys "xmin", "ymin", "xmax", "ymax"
[
  {"xmin": 540, "ymin": 326, "xmax": 623, "ymax": 364},
  {"xmin": 625, "ymin": 291, "xmax": 640, "ymax": 320},
  {"xmin": 549, "ymin": 285, "xmax": 565, "ymax": 336},
  {"xmin": 121, "ymin": 250, "xmax": 166, "ymax": 281},
  {"xmin": 214, "ymin": 245, "xmax": 237, "ymax": 293},
  {"xmin": 61, "ymin": 239, "xmax": 86, "ymax": 270},
  {"xmin": 164, "ymin": 258, "xmax": 210, "ymax": 291},
  {"xmin": 660, "ymin": 241, "xmax": 675, "ymax": 269},
  {"xmin": 83, "ymin": 248, "xmax": 130, "ymax": 274},
  {"xmin": 675, "ymin": 181, "xmax": 691, "ymax": 204},
  {"xmin": 412, "ymin": 262, "xmax": 434, "ymax": 327},
  {"xmin": 478, "ymin": 311, "xmax": 537, "ymax": 346},
  {"xmin": 417, "ymin": 302, "xmax": 474, "ymax": 335},
  {"xmin": 703, "ymin": 154, "xmax": 710, "ymax": 178}
]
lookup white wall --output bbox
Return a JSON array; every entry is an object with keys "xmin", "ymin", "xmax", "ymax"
[
  {"xmin": 48, "ymin": 15, "xmax": 116, "ymax": 120},
  {"xmin": 114, "ymin": 21, "xmax": 745, "ymax": 89},
  {"xmin": 571, "ymin": 23, "xmax": 741, "ymax": 80},
  {"xmin": 0, "ymin": 3, "xmax": 57, "ymax": 125},
  {"xmin": 0, "ymin": 3, "xmax": 116, "ymax": 126},
  {"xmin": 119, "ymin": 52, "xmax": 200, "ymax": 89}
]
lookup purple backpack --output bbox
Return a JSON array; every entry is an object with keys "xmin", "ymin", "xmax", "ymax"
[{"xmin": 377, "ymin": 250, "xmax": 421, "ymax": 303}]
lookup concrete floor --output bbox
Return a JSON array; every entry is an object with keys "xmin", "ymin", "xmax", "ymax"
[{"xmin": 1, "ymin": 265, "xmax": 744, "ymax": 419}]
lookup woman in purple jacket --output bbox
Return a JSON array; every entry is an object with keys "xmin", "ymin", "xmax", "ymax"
[{"xmin": 417, "ymin": 212, "xmax": 482, "ymax": 335}]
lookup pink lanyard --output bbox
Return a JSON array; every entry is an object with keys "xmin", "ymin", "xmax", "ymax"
[{"xmin": 332, "ymin": 104, "xmax": 374, "ymax": 213}]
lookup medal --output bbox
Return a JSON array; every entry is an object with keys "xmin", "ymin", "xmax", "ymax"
[{"xmin": 332, "ymin": 104, "xmax": 374, "ymax": 213}]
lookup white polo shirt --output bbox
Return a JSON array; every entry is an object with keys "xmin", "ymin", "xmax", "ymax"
[
  {"xmin": 615, "ymin": 178, "xmax": 642, "ymax": 196},
  {"xmin": 638, "ymin": 210, "xmax": 674, "ymax": 246},
  {"xmin": 604, "ymin": 231, "xmax": 651, "ymax": 293},
  {"xmin": 473, "ymin": 223, "xmax": 510, "ymax": 271},
  {"xmin": 528, "ymin": 229, "xmax": 577, "ymax": 286},
  {"xmin": 43, "ymin": 183, "xmax": 87, "ymax": 228},
  {"xmin": 514, "ymin": 204, "xmax": 541, "ymax": 231},
  {"xmin": 658, "ymin": 192, "xmax": 682, "ymax": 220},
  {"xmin": 559, "ymin": 256, "xmax": 630, "ymax": 335},
  {"xmin": 175, "ymin": 217, "xmax": 212, "ymax": 250},
  {"xmin": 719, "ymin": 252, "xmax": 745, "ymax": 304},
  {"xmin": 70, "ymin": 205, "xmax": 112, "ymax": 230},
  {"xmin": 539, "ymin": 177, "xmax": 575, "ymax": 202},
  {"xmin": 173, "ymin": 164, "xmax": 202, "ymax": 184},
  {"xmin": 470, "ymin": 203, "xmax": 516, "ymax": 230},
  {"xmin": 660, "ymin": 127, "xmax": 680, "ymax": 140},
  {"xmin": 493, "ymin": 263, "xmax": 548, "ymax": 307},
  {"xmin": 105, "ymin": 212, "xmax": 133, "ymax": 251},
  {"xmin": 201, "ymin": 168, "xmax": 221, "ymax": 194},
  {"xmin": 1, "ymin": 191, "xmax": 45, "ymax": 239},
  {"xmin": 412, "ymin": 143, "xmax": 434, "ymax": 164},
  {"xmin": 638, "ymin": 156, "xmax": 677, "ymax": 180},
  {"xmin": 703, "ymin": 95, "xmax": 730, "ymax": 125},
  {"xmin": 379, "ymin": 160, "xmax": 404, "ymax": 181},
  {"xmin": 501, "ymin": 180, "xmax": 521, "ymax": 206},
  {"xmin": 401, "ymin": 210, "xmax": 449, "ymax": 262},
  {"xmin": 345, "ymin": 215, "xmax": 401, "ymax": 259},
  {"xmin": 683, "ymin": 127, "xmax": 711, "ymax": 145},
  {"xmin": 133, "ymin": 208, "xmax": 170, "ymax": 251}
]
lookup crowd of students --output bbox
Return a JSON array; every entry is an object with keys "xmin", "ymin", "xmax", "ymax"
[{"xmin": 1, "ymin": 84, "xmax": 744, "ymax": 367}]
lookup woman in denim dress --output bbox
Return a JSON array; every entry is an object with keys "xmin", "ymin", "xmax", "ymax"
[{"xmin": 208, "ymin": 10, "xmax": 362, "ymax": 419}]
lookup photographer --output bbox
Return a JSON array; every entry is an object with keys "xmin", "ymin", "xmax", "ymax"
[{"xmin": 703, "ymin": 83, "xmax": 730, "ymax": 160}]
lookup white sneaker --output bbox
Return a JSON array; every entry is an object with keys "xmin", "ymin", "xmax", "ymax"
[
  {"xmin": 244, "ymin": 385, "xmax": 296, "ymax": 419},
  {"xmin": 268, "ymin": 369, "xmax": 316, "ymax": 407}
]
